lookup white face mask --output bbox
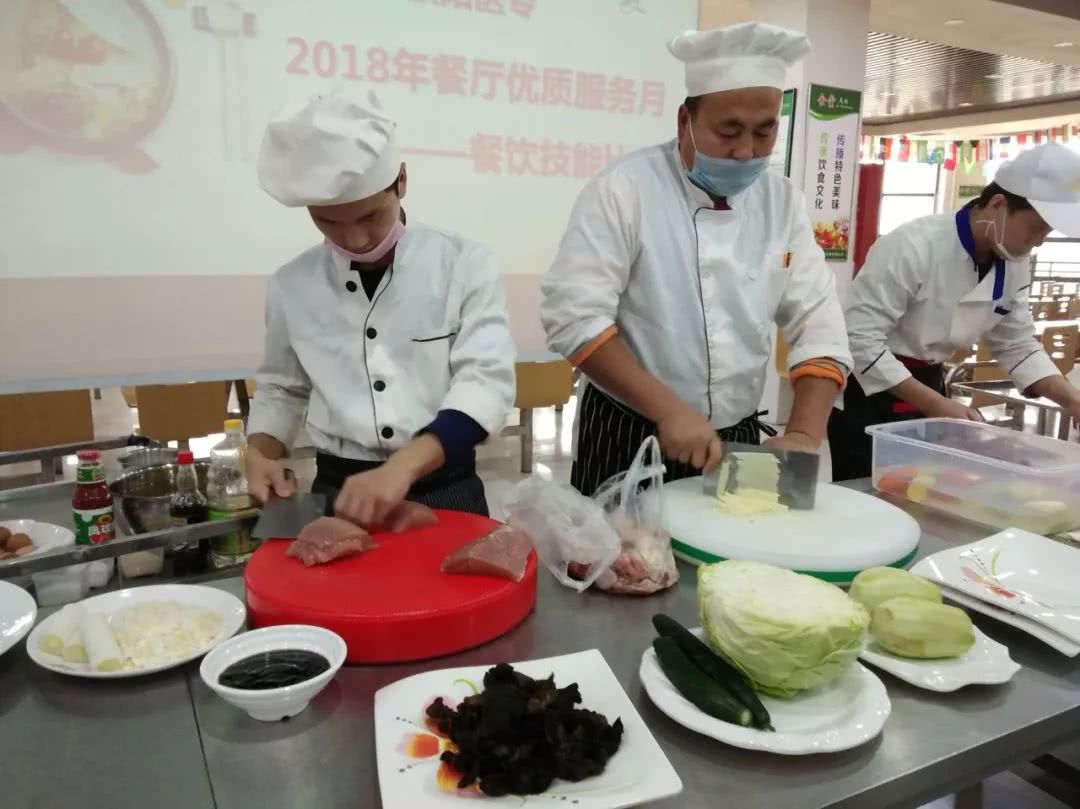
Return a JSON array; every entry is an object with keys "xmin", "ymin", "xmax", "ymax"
[{"xmin": 975, "ymin": 209, "xmax": 1028, "ymax": 262}]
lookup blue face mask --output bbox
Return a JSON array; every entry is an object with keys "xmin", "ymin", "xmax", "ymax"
[{"xmin": 685, "ymin": 126, "xmax": 768, "ymax": 198}]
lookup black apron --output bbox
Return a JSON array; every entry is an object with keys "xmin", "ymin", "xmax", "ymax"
[
  {"xmin": 571, "ymin": 384, "xmax": 774, "ymax": 497},
  {"xmin": 312, "ymin": 453, "xmax": 489, "ymax": 516},
  {"xmin": 827, "ymin": 358, "xmax": 945, "ymax": 482}
]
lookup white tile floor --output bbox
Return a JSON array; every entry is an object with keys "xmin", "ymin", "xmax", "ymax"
[{"xmin": 0, "ymin": 390, "xmax": 1075, "ymax": 808}]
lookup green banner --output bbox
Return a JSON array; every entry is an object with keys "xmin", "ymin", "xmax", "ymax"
[
  {"xmin": 808, "ymin": 84, "xmax": 862, "ymax": 121},
  {"xmin": 803, "ymin": 83, "xmax": 862, "ymax": 262}
]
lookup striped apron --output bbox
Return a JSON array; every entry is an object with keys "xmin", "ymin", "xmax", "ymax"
[
  {"xmin": 827, "ymin": 356, "xmax": 945, "ymax": 482},
  {"xmin": 312, "ymin": 452, "xmax": 489, "ymax": 516},
  {"xmin": 571, "ymin": 384, "xmax": 774, "ymax": 497}
]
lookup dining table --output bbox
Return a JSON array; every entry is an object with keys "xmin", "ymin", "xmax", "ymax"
[{"xmin": 5, "ymin": 480, "xmax": 1080, "ymax": 809}]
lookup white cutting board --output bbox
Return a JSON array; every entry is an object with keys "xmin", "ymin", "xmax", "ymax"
[{"xmin": 661, "ymin": 478, "xmax": 921, "ymax": 584}]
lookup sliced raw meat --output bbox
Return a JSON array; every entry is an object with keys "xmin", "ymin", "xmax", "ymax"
[
  {"xmin": 383, "ymin": 501, "xmax": 438, "ymax": 533},
  {"xmin": 441, "ymin": 525, "xmax": 533, "ymax": 582},
  {"xmin": 287, "ymin": 516, "xmax": 376, "ymax": 567},
  {"xmin": 594, "ymin": 514, "xmax": 679, "ymax": 596},
  {"xmin": 567, "ymin": 514, "xmax": 678, "ymax": 595}
]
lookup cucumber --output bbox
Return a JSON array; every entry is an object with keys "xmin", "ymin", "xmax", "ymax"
[
  {"xmin": 652, "ymin": 637, "xmax": 753, "ymax": 728},
  {"xmin": 653, "ymin": 613, "xmax": 773, "ymax": 731}
]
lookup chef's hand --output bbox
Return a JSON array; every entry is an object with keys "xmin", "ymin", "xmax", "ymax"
[
  {"xmin": 656, "ymin": 402, "xmax": 724, "ymax": 472},
  {"xmin": 928, "ymin": 397, "xmax": 985, "ymax": 422},
  {"xmin": 246, "ymin": 446, "xmax": 296, "ymax": 504},
  {"xmin": 764, "ymin": 431, "xmax": 820, "ymax": 454},
  {"xmin": 334, "ymin": 462, "xmax": 413, "ymax": 529}
]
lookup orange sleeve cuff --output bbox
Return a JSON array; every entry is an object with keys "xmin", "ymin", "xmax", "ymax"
[
  {"xmin": 568, "ymin": 325, "xmax": 618, "ymax": 367},
  {"xmin": 789, "ymin": 358, "xmax": 847, "ymax": 389}
]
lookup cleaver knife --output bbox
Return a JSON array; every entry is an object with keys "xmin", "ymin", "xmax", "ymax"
[
  {"xmin": 702, "ymin": 442, "xmax": 819, "ymax": 509},
  {"xmin": 252, "ymin": 493, "xmax": 328, "ymax": 539}
]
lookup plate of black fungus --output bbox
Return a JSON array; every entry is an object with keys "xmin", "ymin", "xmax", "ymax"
[{"xmin": 374, "ymin": 649, "xmax": 682, "ymax": 807}]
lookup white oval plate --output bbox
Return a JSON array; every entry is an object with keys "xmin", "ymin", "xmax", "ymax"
[
  {"xmin": 639, "ymin": 630, "xmax": 891, "ymax": 755},
  {"xmin": 26, "ymin": 584, "xmax": 245, "ymax": 678},
  {"xmin": 0, "ymin": 580, "xmax": 37, "ymax": 657},
  {"xmin": 0, "ymin": 519, "xmax": 76, "ymax": 589},
  {"xmin": 859, "ymin": 626, "xmax": 1020, "ymax": 692}
]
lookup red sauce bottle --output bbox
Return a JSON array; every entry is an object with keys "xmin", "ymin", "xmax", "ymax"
[{"xmin": 73, "ymin": 450, "xmax": 115, "ymax": 545}]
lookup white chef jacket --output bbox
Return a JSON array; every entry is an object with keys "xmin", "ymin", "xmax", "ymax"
[
  {"xmin": 247, "ymin": 225, "xmax": 516, "ymax": 461},
  {"xmin": 541, "ymin": 140, "xmax": 852, "ymax": 428},
  {"xmin": 847, "ymin": 208, "xmax": 1060, "ymax": 397}
]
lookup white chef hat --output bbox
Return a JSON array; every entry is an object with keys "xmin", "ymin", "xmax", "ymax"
[
  {"xmin": 668, "ymin": 22, "xmax": 810, "ymax": 97},
  {"xmin": 257, "ymin": 90, "xmax": 401, "ymax": 208},
  {"xmin": 994, "ymin": 143, "xmax": 1080, "ymax": 237}
]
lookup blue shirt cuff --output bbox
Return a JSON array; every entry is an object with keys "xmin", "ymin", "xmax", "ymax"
[{"xmin": 422, "ymin": 409, "xmax": 489, "ymax": 465}]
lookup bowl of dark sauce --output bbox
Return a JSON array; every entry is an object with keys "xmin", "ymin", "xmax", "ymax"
[{"xmin": 200, "ymin": 625, "xmax": 346, "ymax": 721}]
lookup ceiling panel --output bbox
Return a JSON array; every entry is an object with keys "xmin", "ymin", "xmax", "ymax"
[{"xmin": 864, "ymin": 32, "xmax": 1080, "ymax": 124}]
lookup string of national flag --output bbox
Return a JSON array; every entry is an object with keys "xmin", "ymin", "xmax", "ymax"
[{"xmin": 860, "ymin": 125, "xmax": 1080, "ymax": 171}]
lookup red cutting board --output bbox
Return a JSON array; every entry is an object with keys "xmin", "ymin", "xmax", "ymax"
[{"xmin": 244, "ymin": 510, "xmax": 537, "ymax": 664}]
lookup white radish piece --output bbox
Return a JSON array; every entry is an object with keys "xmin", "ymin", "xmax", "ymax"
[
  {"xmin": 40, "ymin": 603, "xmax": 83, "ymax": 657},
  {"xmin": 80, "ymin": 613, "xmax": 125, "ymax": 672}
]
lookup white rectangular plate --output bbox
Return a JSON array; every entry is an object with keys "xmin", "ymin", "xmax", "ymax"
[
  {"xmin": 912, "ymin": 558, "xmax": 1080, "ymax": 656},
  {"xmin": 917, "ymin": 529, "xmax": 1080, "ymax": 643},
  {"xmin": 374, "ymin": 648, "xmax": 682, "ymax": 808}
]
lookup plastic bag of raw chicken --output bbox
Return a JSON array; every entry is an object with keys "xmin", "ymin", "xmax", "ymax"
[
  {"xmin": 591, "ymin": 436, "xmax": 679, "ymax": 595},
  {"xmin": 504, "ymin": 477, "xmax": 621, "ymax": 593}
]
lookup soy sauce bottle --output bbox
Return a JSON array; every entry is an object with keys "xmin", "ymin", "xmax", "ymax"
[{"xmin": 170, "ymin": 451, "xmax": 209, "ymax": 575}]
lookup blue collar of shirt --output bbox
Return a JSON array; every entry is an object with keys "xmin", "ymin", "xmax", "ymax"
[{"xmin": 955, "ymin": 201, "xmax": 1006, "ymax": 302}]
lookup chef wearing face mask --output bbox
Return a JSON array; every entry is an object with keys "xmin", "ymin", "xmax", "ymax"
[
  {"xmin": 246, "ymin": 92, "xmax": 516, "ymax": 522},
  {"xmin": 541, "ymin": 22, "xmax": 852, "ymax": 496},
  {"xmin": 829, "ymin": 143, "xmax": 1080, "ymax": 482}
]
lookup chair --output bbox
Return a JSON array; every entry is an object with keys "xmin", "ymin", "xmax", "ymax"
[
  {"xmin": 134, "ymin": 382, "xmax": 230, "ymax": 446},
  {"xmin": 0, "ymin": 390, "xmax": 96, "ymax": 481},
  {"xmin": 509, "ymin": 360, "xmax": 575, "ymax": 473},
  {"xmin": 1041, "ymin": 325, "xmax": 1079, "ymax": 374},
  {"xmin": 1068, "ymin": 297, "xmax": 1080, "ymax": 321},
  {"xmin": 0, "ymin": 390, "xmax": 95, "ymax": 452},
  {"xmin": 1032, "ymin": 301, "xmax": 1058, "ymax": 321}
]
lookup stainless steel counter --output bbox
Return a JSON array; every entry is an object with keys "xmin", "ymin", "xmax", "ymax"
[{"xmin": 7, "ymin": 483, "xmax": 1080, "ymax": 809}]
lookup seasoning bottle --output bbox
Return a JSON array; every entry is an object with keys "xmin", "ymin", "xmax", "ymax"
[
  {"xmin": 170, "ymin": 451, "xmax": 209, "ymax": 575},
  {"xmin": 73, "ymin": 450, "xmax": 115, "ymax": 545},
  {"xmin": 207, "ymin": 420, "xmax": 257, "ymax": 568}
]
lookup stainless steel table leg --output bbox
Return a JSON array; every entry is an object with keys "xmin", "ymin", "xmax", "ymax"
[
  {"xmin": 520, "ymin": 408, "xmax": 534, "ymax": 474},
  {"xmin": 1059, "ymin": 411, "xmax": 1073, "ymax": 441},
  {"xmin": 1011, "ymin": 403, "xmax": 1026, "ymax": 431},
  {"xmin": 955, "ymin": 781, "xmax": 983, "ymax": 809},
  {"xmin": 39, "ymin": 457, "xmax": 58, "ymax": 484},
  {"xmin": 1037, "ymin": 408, "xmax": 1049, "ymax": 435},
  {"xmin": 234, "ymin": 379, "xmax": 251, "ymax": 426}
]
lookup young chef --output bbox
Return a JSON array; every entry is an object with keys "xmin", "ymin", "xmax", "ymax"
[
  {"xmin": 245, "ymin": 92, "xmax": 516, "ymax": 522},
  {"xmin": 541, "ymin": 22, "xmax": 852, "ymax": 495},
  {"xmin": 829, "ymin": 142, "xmax": 1080, "ymax": 481}
]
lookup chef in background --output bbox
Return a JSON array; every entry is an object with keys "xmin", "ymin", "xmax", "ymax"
[
  {"xmin": 829, "ymin": 143, "xmax": 1080, "ymax": 481},
  {"xmin": 246, "ymin": 92, "xmax": 516, "ymax": 522},
  {"xmin": 542, "ymin": 22, "xmax": 852, "ymax": 496}
]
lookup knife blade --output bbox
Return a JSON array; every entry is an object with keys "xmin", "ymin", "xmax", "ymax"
[
  {"xmin": 702, "ymin": 442, "xmax": 819, "ymax": 509},
  {"xmin": 252, "ymin": 493, "xmax": 328, "ymax": 539}
]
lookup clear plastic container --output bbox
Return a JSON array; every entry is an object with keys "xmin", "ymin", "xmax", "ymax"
[
  {"xmin": 207, "ymin": 420, "xmax": 257, "ymax": 568},
  {"xmin": 867, "ymin": 418, "xmax": 1080, "ymax": 535}
]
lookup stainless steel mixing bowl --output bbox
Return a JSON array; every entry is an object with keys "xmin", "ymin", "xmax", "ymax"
[{"xmin": 109, "ymin": 461, "xmax": 210, "ymax": 535}]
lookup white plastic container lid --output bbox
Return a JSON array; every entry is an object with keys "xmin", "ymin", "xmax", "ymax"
[{"xmin": 866, "ymin": 418, "xmax": 1080, "ymax": 474}]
